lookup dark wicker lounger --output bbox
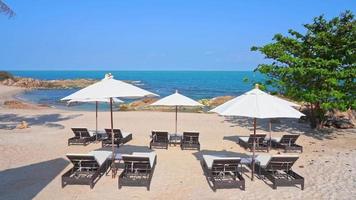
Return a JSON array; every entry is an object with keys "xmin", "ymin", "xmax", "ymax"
[
  {"xmin": 119, "ymin": 153, "xmax": 157, "ymax": 191},
  {"xmin": 238, "ymin": 134, "xmax": 268, "ymax": 152},
  {"xmin": 202, "ymin": 155, "xmax": 245, "ymax": 190},
  {"xmin": 150, "ymin": 131, "xmax": 169, "ymax": 149},
  {"xmin": 181, "ymin": 132, "xmax": 200, "ymax": 150},
  {"xmin": 254, "ymin": 155, "xmax": 304, "ymax": 190},
  {"xmin": 68, "ymin": 128, "xmax": 95, "ymax": 146},
  {"xmin": 102, "ymin": 128, "xmax": 133, "ymax": 147},
  {"xmin": 271, "ymin": 135, "xmax": 303, "ymax": 153},
  {"xmin": 62, "ymin": 151, "xmax": 111, "ymax": 189}
]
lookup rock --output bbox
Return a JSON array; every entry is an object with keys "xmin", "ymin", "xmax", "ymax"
[
  {"xmin": 17, "ymin": 121, "xmax": 29, "ymax": 129},
  {"xmin": 130, "ymin": 98, "xmax": 158, "ymax": 108},
  {"xmin": 333, "ymin": 118, "xmax": 354, "ymax": 129},
  {"xmin": 199, "ymin": 96, "xmax": 235, "ymax": 107},
  {"xmin": 4, "ymin": 100, "xmax": 31, "ymax": 109},
  {"xmin": 2, "ymin": 78, "xmax": 15, "ymax": 85},
  {"xmin": 298, "ymin": 165, "xmax": 304, "ymax": 168},
  {"xmin": 1, "ymin": 77, "xmax": 98, "ymax": 89}
]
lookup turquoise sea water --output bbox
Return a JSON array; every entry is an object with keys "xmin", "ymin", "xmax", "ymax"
[{"xmin": 10, "ymin": 71, "xmax": 264, "ymax": 110}]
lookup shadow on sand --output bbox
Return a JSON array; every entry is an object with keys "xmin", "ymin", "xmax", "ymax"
[
  {"xmin": 0, "ymin": 113, "xmax": 82, "ymax": 130},
  {"xmin": 0, "ymin": 158, "xmax": 69, "ymax": 200},
  {"xmin": 223, "ymin": 116, "xmax": 336, "ymax": 140},
  {"xmin": 94, "ymin": 145, "xmax": 154, "ymax": 155}
]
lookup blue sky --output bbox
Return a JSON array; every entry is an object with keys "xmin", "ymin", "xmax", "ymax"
[{"xmin": 0, "ymin": 0, "xmax": 354, "ymax": 70}]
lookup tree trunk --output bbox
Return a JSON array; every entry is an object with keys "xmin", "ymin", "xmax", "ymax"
[{"xmin": 309, "ymin": 103, "xmax": 318, "ymax": 129}]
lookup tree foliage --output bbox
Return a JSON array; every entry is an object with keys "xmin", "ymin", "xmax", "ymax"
[
  {"xmin": 0, "ymin": 0, "xmax": 15, "ymax": 18},
  {"xmin": 252, "ymin": 11, "xmax": 356, "ymax": 128}
]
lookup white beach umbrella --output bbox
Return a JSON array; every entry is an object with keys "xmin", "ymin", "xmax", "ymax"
[
  {"xmin": 61, "ymin": 73, "xmax": 158, "ymax": 171},
  {"xmin": 151, "ymin": 90, "xmax": 203, "ymax": 133},
  {"xmin": 210, "ymin": 84, "xmax": 304, "ymax": 180},
  {"xmin": 67, "ymin": 98, "xmax": 123, "ymax": 139}
]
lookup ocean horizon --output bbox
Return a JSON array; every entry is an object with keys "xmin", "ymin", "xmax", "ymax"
[{"xmin": 9, "ymin": 70, "xmax": 264, "ymax": 110}]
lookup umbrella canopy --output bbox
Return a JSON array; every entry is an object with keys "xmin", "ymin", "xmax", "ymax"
[
  {"xmin": 210, "ymin": 85, "xmax": 304, "ymax": 181},
  {"xmin": 61, "ymin": 74, "xmax": 157, "ymax": 101},
  {"xmin": 151, "ymin": 90, "xmax": 202, "ymax": 107},
  {"xmin": 67, "ymin": 97, "xmax": 123, "ymax": 104},
  {"xmin": 61, "ymin": 73, "xmax": 158, "ymax": 176},
  {"xmin": 210, "ymin": 88, "xmax": 303, "ymax": 118},
  {"xmin": 151, "ymin": 90, "xmax": 203, "ymax": 133}
]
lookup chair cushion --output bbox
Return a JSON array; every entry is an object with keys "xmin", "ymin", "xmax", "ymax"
[
  {"xmin": 238, "ymin": 136, "xmax": 249, "ymax": 143},
  {"xmin": 122, "ymin": 152, "xmax": 157, "ymax": 167},
  {"xmin": 121, "ymin": 132, "xmax": 132, "ymax": 138},
  {"xmin": 202, "ymin": 155, "xmax": 240, "ymax": 170},
  {"xmin": 90, "ymin": 150, "xmax": 112, "ymax": 166}
]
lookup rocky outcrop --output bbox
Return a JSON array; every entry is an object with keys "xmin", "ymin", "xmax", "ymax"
[
  {"xmin": 3, "ymin": 100, "xmax": 36, "ymax": 109},
  {"xmin": 324, "ymin": 109, "xmax": 355, "ymax": 129},
  {"xmin": 1, "ymin": 77, "xmax": 98, "ymax": 89},
  {"xmin": 199, "ymin": 96, "xmax": 235, "ymax": 107}
]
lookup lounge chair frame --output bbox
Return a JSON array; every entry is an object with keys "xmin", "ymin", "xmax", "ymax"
[
  {"xmin": 181, "ymin": 132, "xmax": 200, "ymax": 150},
  {"xmin": 118, "ymin": 156, "xmax": 157, "ymax": 191},
  {"xmin": 62, "ymin": 155, "xmax": 110, "ymax": 189},
  {"xmin": 272, "ymin": 135, "xmax": 303, "ymax": 153},
  {"xmin": 239, "ymin": 134, "xmax": 268, "ymax": 152},
  {"xmin": 68, "ymin": 128, "xmax": 95, "ymax": 146},
  {"xmin": 254, "ymin": 156, "xmax": 304, "ymax": 190},
  {"xmin": 150, "ymin": 131, "xmax": 169, "ymax": 149},
  {"xmin": 203, "ymin": 159, "xmax": 245, "ymax": 190},
  {"xmin": 102, "ymin": 129, "xmax": 133, "ymax": 147}
]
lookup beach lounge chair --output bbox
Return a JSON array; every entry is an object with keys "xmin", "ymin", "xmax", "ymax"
[
  {"xmin": 150, "ymin": 131, "xmax": 169, "ymax": 149},
  {"xmin": 202, "ymin": 155, "xmax": 245, "ymax": 190},
  {"xmin": 254, "ymin": 154, "xmax": 304, "ymax": 190},
  {"xmin": 181, "ymin": 131, "xmax": 200, "ymax": 150},
  {"xmin": 102, "ymin": 129, "xmax": 133, "ymax": 147},
  {"xmin": 271, "ymin": 135, "xmax": 303, "ymax": 153},
  {"xmin": 68, "ymin": 128, "xmax": 95, "ymax": 146},
  {"xmin": 61, "ymin": 150, "xmax": 111, "ymax": 189},
  {"xmin": 118, "ymin": 152, "xmax": 157, "ymax": 191},
  {"xmin": 237, "ymin": 134, "xmax": 268, "ymax": 152}
]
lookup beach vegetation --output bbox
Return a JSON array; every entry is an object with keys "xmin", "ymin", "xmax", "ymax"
[
  {"xmin": 0, "ymin": 71, "xmax": 14, "ymax": 80},
  {"xmin": 0, "ymin": 0, "xmax": 15, "ymax": 18},
  {"xmin": 252, "ymin": 11, "xmax": 356, "ymax": 128}
]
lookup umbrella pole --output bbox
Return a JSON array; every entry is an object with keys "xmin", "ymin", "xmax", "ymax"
[
  {"xmin": 175, "ymin": 105, "xmax": 178, "ymax": 133},
  {"xmin": 110, "ymin": 98, "xmax": 115, "ymax": 178},
  {"xmin": 269, "ymin": 119, "xmax": 272, "ymax": 151},
  {"xmin": 96, "ymin": 101, "xmax": 98, "ymax": 141},
  {"xmin": 251, "ymin": 118, "xmax": 256, "ymax": 181}
]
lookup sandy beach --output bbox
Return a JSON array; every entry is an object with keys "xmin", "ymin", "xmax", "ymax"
[{"xmin": 0, "ymin": 84, "xmax": 355, "ymax": 200}]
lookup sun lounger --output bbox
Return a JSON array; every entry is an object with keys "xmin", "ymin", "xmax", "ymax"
[
  {"xmin": 68, "ymin": 128, "xmax": 95, "ymax": 146},
  {"xmin": 181, "ymin": 132, "xmax": 200, "ymax": 150},
  {"xmin": 102, "ymin": 129, "xmax": 133, "ymax": 147},
  {"xmin": 238, "ymin": 134, "xmax": 268, "ymax": 152},
  {"xmin": 254, "ymin": 154, "xmax": 304, "ymax": 190},
  {"xmin": 118, "ymin": 152, "xmax": 157, "ymax": 191},
  {"xmin": 61, "ymin": 150, "xmax": 111, "ymax": 188},
  {"xmin": 150, "ymin": 131, "xmax": 169, "ymax": 149},
  {"xmin": 202, "ymin": 155, "xmax": 245, "ymax": 190},
  {"xmin": 271, "ymin": 135, "xmax": 303, "ymax": 153}
]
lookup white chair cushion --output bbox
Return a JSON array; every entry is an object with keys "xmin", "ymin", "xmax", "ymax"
[{"xmin": 202, "ymin": 155, "xmax": 240, "ymax": 169}]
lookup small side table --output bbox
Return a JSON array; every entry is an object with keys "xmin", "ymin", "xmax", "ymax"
[
  {"xmin": 169, "ymin": 133, "xmax": 182, "ymax": 146},
  {"xmin": 241, "ymin": 157, "xmax": 261, "ymax": 177}
]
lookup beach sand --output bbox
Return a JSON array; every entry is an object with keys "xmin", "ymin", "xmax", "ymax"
[{"xmin": 0, "ymin": 85, "xmax": 355, "ymax": 200}]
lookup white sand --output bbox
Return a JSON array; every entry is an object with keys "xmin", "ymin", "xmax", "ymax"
[{"xmin": 0, "ymin": 85, "xmax": 355, "ymax": 200}]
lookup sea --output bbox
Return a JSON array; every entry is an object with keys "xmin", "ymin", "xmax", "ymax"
[{"xmin": 10, "ymin": 71, "xmax": 265, "ymax": 111}]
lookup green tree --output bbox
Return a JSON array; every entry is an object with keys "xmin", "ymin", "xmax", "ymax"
[
  {"xmin": 0, "ymin": 0, "xmax": 15, "ymax": 18},
  {"xmin": 252, "ymin": 11, "xmax": 356, "ymax": 128}
]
